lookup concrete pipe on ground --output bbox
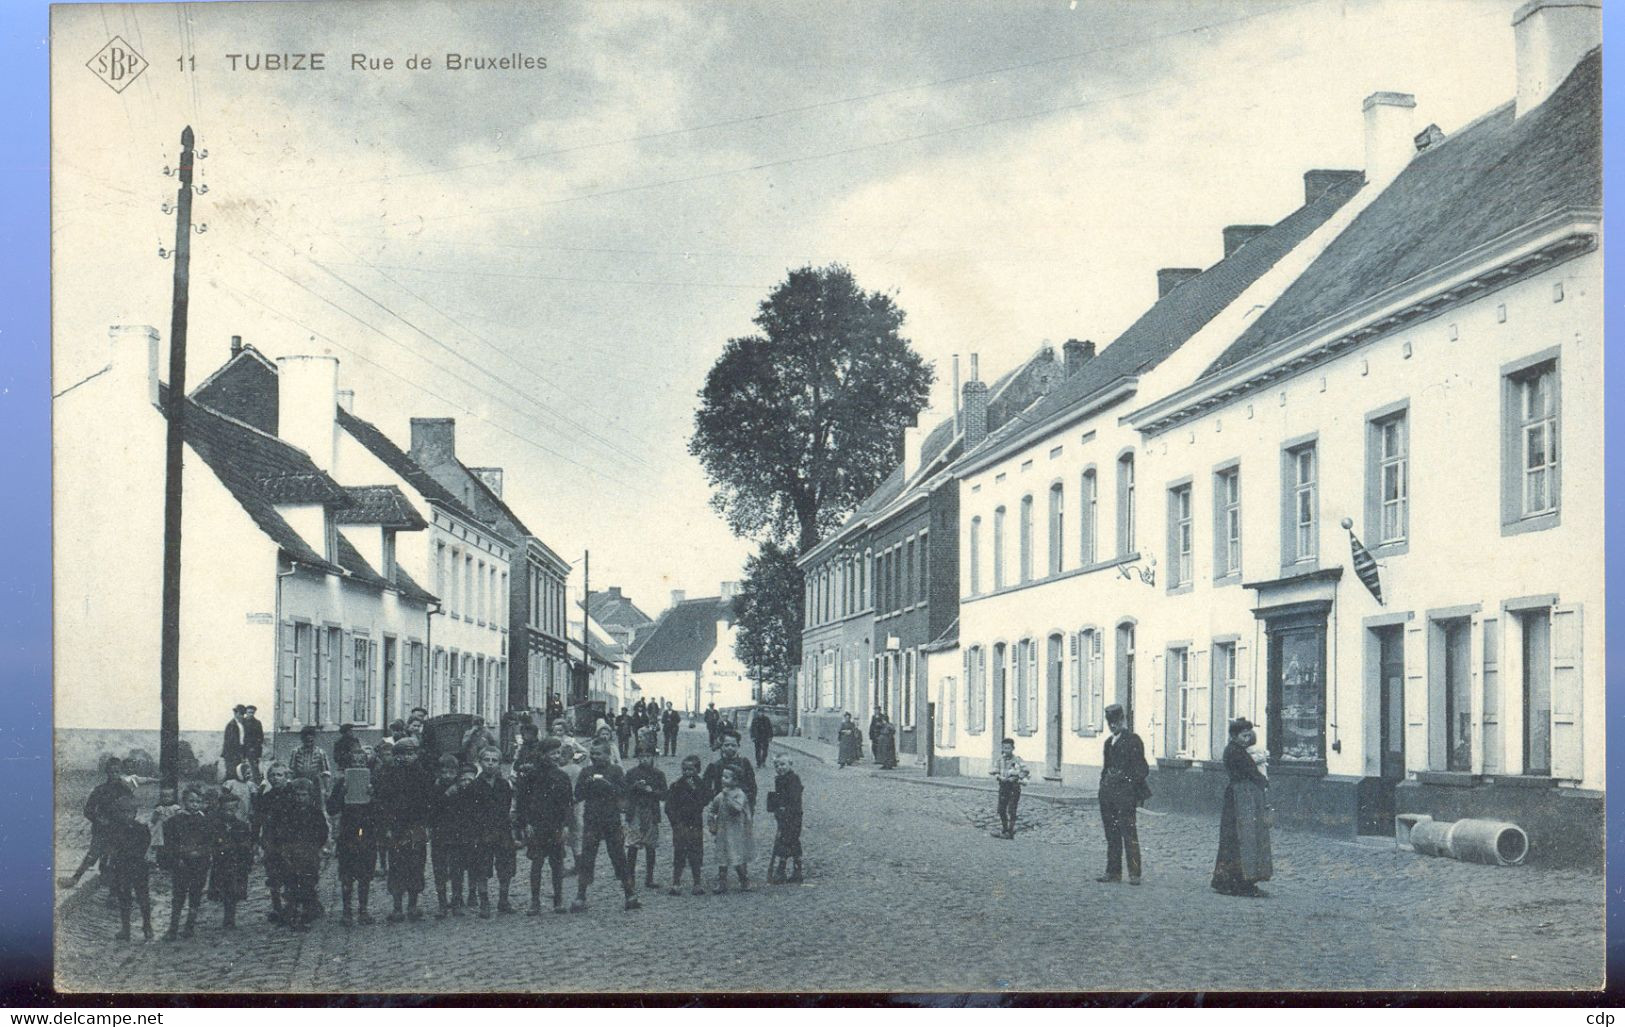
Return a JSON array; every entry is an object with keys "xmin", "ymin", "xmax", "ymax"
[{"xmin": 1404, "ymin": 816, "xmax": 1528, "ymax": 866}]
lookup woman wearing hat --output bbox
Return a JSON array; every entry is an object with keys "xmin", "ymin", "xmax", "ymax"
[{"xmin": 1211, "ymin": 718, "xmax": 1273, "ymax": 897}]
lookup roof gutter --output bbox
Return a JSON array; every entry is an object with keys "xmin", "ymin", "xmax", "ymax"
[
  {"xmin": 954, "ymin": 377, "xmax": 1139, "ymax": 479},
  {"xmin": 1125, "ymin": 208, "xmax": 1601, "ymax": 436}
]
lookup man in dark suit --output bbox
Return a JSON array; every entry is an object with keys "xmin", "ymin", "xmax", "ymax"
[
  {"xmin": 222, "ymin": 705, "xmax": 247, "ymax": 772},
  {"xmin": 661, "ymin": 703, "xmax": 681, "ymax": 757},
  {"xmin": 748, "ymin": 708, "xmax": 775, "ymax": 768},
  {"xmin": 703, "ymin": 704, "xmax": 721, "ymax": 750},
  {"xmin": 1097, "ymin": 703, "xmax": 1148, "ymax": 885},
  {"xmin": 241, "ymin": 705, "xmax": 266, "ymax": 781}
]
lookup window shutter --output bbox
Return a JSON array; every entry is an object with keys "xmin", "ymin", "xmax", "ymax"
[
  {"xmin": 1150, "ymin": 652, "xmax": 1165, "ymax": 759},
  {"xmin": 340, "ymin": 631, "xmax": 354, "ymax": 728},
  {"xmin": 1468, "ymin": 614, "xmax": 1484, "ymax": 776},
  {"xmin": 1026, "ymin": 645, "xmax": 1039, "ymax": 733},
  {"xmin": 1237, "ymin": 643, "xmax": 1253, "ymax": 725},
  {"xmin": 368, "ymin": 639, "xmax": 380, "ymax": 724},
  {"xmin": 312, "ymin": 628, "xmax": 328, "ymax": 726},
  {"xmin": 279, "ymin": 622, "xmax": 298, "ymax": 729},
  {"xmin": 1210, "ymin": 648, "xmax": 1228, "ymax": 762},
  {"xmin": 1090, "ymin": 636, "xmax": 1105, "ymax": 732},
  {"xmin": 1190, "ymin": 649, "xmax": 1208, "ymax": 759},
  {"xmin": 1068, "ymin": 633, "xmax": 1081, "ymax": 732},
  {"xmin": 1403, "ymin": 621, "xmax": 1428, "ymax": 773},
  {"xmin": 1549, "ymin": 604, "xmax": 1583, "ymax": 781},
  {"xmin": 1481, "ymin": 619, "xmax": 1502, "ymax": 774}
]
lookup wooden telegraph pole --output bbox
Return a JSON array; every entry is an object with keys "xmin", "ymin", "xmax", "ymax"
[{"xmin": 158, "ymin": 126, "xmax": 196, "ymax": 803}]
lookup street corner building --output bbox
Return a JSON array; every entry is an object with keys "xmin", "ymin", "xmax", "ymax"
[
  {"xmin": 53, "ymin": 334, "xmax": 580, "ymax": 769},
  {"xmin": 813, "ymin": 3, "xmax": 1604, "ymax": 868},
  {"xmin": 631, "ymin": 586, "xmax": 759, "ymax": 715}
]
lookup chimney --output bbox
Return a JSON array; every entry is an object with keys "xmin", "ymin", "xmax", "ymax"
[
  {"xmin": 1413, "ymin": 124, "xmax": 1446, "ymax": 152},
  {"xmin": 607, "ymin": 586, "xmax": 623, "ymax": 599},
  {"xmin": 1222, "ymin": 225, "xmax": 1270, "ymax": 258},
  {"xmin": 1157, "ymin": 268, "xmax": 1201, "ymax": 298},
  {"xmin": 336, "ymin": 389, "xmax": 355, "ymax": 414},
  {"xmin": 952, "ymin": 354, "xmax": 961, "ymax": 431},
  {"xmin": 108, "ymin": 325, "xmax": 160, "ymax": 408},
  {"xmin": 1303, "ymin": 168, "xmax": 1364, "ymax": 204},
  {"xmin": 902, "ymin": 422, "xmax": 924, "ymax": 482},
  {"xmin": 274, "ymin": 355, "xmax": 340, "ymax": 471},
  {"xmin": 1363, "ymin": 91, "xmax": 1417, "ymax": 189},
  {"xmin": 962, "ymin": 379, "xmax": 989, "ymax": 449},
  {"xmin": 230, "ymin": 334, "xmax": 242, "ymax": 358},
  {"xmin": 471, "ymin": 467, "xmax": 504, "ymax": 498},
  {"xmin": 720, "ymin": 581, "xmax": 740, "ymax": 599},
  {"xmin": 1063, "ymin": 339, "xmax": 1095, "ymax": 378},
  {"xmin": 1513, "ymin": 0, "xmax": 1599, "ymax": 117},
  {"xmin": 409, "ymin": 417, "xmax": 456, "ymax": 469},
  {"xmin": 670, "ymin": 589, "xmax": 687, "ymax": 608}
]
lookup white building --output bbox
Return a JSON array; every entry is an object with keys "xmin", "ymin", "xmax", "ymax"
[
  {"xmin": 631, "ymin": 588, "xmax": 758, "ymax": 714},
  {"xmin": 55, "ymin": 335, "xmax": 437, "ymax": 767}
]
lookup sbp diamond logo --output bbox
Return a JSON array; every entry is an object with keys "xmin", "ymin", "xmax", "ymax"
[{"xmin": 87, "ymin": 36, "xmax": 148, "ymax": 94}]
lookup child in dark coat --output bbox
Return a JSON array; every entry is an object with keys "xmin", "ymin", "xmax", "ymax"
[
  {"xmin": 263, "ymin": 777, "xmax": 328, "ymax": 930},
  {"xmin": 766, "ymin": 754, "xmax": 804, "ymax": 884},
  {"xmin": 254, "ymin": 762, "xmax": 293, "ymax": 923},
  {"xmin": 454, "ymin": 747, "xmax": 515, "ymax": 917},
  {"xmin": 327, "ymin": 750, "xmax": 379, "ymax": 925},
  {"xmin": 207, "ymin": 791, "xmax": 254, "ymax": 929},
  {"xmin": 570, "ymin": 739, "xmax": 640, "ymax": 913},
  {"xmin": 374, "ymin": 736, "xmax": 433, "ymax": 921},
  {"xmin": 513, "ymin": 738, "xmax": 574, "ymax": 914},
  {"xmin": 158, "ymin": 786, "xmax": 213, "ymax": 939},
  {"xmin": 428, "ymin": 755, "xmax": 468, "ymax": 917},
  {"xmin": 664, "ymin": 754, "xmax": 710, "ymax": 896},
  {"xmin": 103, "ymin": 794, "xmax": 153, "ymax": 941},
  {"xmin": 623, "ymin": 752, "xmax": 668, "ymax": 891}
]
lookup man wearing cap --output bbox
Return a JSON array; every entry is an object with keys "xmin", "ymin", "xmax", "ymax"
[
  {"xmin": 222, "ymin": 705, "xmax": 248, "ymax": 772},
  {"xmin": 1097, "ymin": 703, "xmax": 1148, "ymax": 885},
  {"xmin": 242, "ymin": 705, "xmax": 266, "ymax": 781},
  {"xmin": 334, "ymin": 723, "xmax": 362, "ymax": 772}
]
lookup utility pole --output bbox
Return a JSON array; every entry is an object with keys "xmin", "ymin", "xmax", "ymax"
[
  {"xmin": 158, "ymin": 126, "xmax": 196, "ymax": 804},
  {"xmin": 579, "ymin": 550, "xmax": 590, "ymax": 705}
]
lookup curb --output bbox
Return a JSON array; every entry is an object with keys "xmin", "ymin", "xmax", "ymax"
[
  {"xmin": 866, "ymin": 770, "xmax": 1099, "ymax": 807},
  {"xmin": 771, "ymin": 738, "xmax": 829, "ymax": 765}
]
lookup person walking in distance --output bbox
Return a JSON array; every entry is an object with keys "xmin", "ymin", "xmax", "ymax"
[
  {"xmin": 749, "ymin": 707, "xmax": 774, "ymax": 769},
  {"xmin": 1097, "ymin": 704, "xmax": 1149, "ymax": 885},
  {"xmin": 661, "ymin": 702, "xmax": 681, "ymax": 757},
  {"xmin": 989, "ymin": 738, "xmax": 1030, "ymax": 839},
  {"xmin": 704, "ymin": 703, "xmax": 721, "ymax": 750},
  {"xmin": 241, "ymin": 705, "xmax": 266, "ymax": 781}
]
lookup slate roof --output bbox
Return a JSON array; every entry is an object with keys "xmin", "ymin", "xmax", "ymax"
[
  {"xmin": 190, "ymin": 346, "xmax": 279, "ymax": 434},
  {"xmin": 630, "ymin": 596, "xmax": 736, "ymax": 674},
  {"xmin": 333, "ymin": 485, "xmax": 430, "ymax": 530},
  {"xmin": 1201, "ymin": 49, "xmax": 1601, "ymax": 379},
  {"xmin": 337, "ymin": 407, "xmax": 512, "ymax": 541},
  {"xmin": 161, "ymin": 383, "xmax": 343, "ymax": 575},
  {"xmin": 255, "ymin": 471, "xmax": 349, "ymax": 506},
  {"xmin": 588, "ymin": 588, "xmax": 654, "ymax": 630},
  {"xmin": 961, "ymin": 170, "xmax": 1365, "ymax": 466}
]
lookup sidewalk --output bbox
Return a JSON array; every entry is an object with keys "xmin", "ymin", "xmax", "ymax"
[{"xmin": 773, "ymin": 735, "xmax": 1097, "ymax": 806}]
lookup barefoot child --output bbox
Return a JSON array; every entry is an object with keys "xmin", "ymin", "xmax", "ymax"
[
  {"xmin": 766, "ymin": 754, "xmax": 804, "ymax": 884},
  {"xmin": 705, "ymin": 766, "xmax": 754, "ymax": 893},
  {"xmin": 623, "ymin": 751, "xmax": 667, "ymax": 892}
]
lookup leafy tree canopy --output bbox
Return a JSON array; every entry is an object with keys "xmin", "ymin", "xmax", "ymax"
[{"xmin": 735, "ymin": 540, "xmax": 803, "ymax": 696}]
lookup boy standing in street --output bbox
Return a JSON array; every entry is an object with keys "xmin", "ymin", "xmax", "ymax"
[
  {"xmin": 158, "ymin": 786, "xmax": 213, "ymax": 939},
  {"xmin": 459, "ymin": 747, "xmax": 515, "ymax": 918},
  {"xmin": 513, "ymin": 739, "xmax": 573, "ymax": 914},
  {"xmin": 989, "ymin": 738, "xmax": 1030, "ymax": 839},
  {"xmin": 429, "ymin": 754, "xmax": 467, "ymax": 918},
  {"xmin": 766, "ymin": 754, "xmax": 804, "ymax": 883},
  {"xmin": 570, "ymin": 739, "xmax": 640, "ymax": 913},
  {"xmin": 374, "ymin": 736, "xmax": 432, "ymax": 922},
  {"xmin": 664, "ymin": 754, "xmax": 710, "ymax": 896},
  {"xmin": 623, "ymin": 750, "xmax": 667, "ymax": 891},
  {"xmin": 208, "ymin": 791, "xmax": 254, "ymax": 930},
  {"xmin": 104, "ymin": 794, "xmax": 153, "ymax": 942}
]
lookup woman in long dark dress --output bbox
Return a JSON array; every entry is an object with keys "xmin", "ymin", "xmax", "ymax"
[
  {"xmin": 872, "ymin": 713, "xmax": 899, "ymax": 770},
  {"xmin": 836, "ymin": 714, "xmax": 863, "ymax": 767},
  {"xmin": 1212, "ymin": 719, "xmax": 1273, "ymax": 897}
]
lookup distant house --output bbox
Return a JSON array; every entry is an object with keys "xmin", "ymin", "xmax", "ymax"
[
  {"xmin": 630, "ymin": 586, "xmax": 756, "ymax": 713},
  {"xmin": 587, "ymin": 586, "xmax": 655, "ymax": 653}
]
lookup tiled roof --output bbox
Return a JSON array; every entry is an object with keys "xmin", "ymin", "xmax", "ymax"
[
  {"xmin": 1202, "ymin": 48, "xmax": 1602, "ymax": 379},
  {"xmin": 255, "ymin": 471, "xmax": 349, "ymax": 506},
  {"xmin": 588, "ymin": 589, "xmax": 654, "ymax": 630},
  {"xmin": 963, "ymin": 171, "xmax": 1365, "ymax": 464},
  {"xmin": 190, "ymin": 347, "xmax": 279, "ymax": 434},
  {"xmin": 333, "ymin": 485, "xmax": 430, "ymax": 530},
  {"xmin": 628, "ymin": 622, "xmax": 659, "ymax": 655},
  {"xmin": 337, "ymin": 407, "xmax": 510, "ymax": 541},
  {"xmin": 160, "ymin": 383, "xmax": 342, "ymax": 575},
  {"xmin": 629, "ymin": 596, "xmax": 735, "ymax": 674}
]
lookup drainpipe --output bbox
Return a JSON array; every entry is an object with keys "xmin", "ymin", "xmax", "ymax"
[{"xmin": 426, "ymin": 600, "xmax": 444, "ymax": 713}]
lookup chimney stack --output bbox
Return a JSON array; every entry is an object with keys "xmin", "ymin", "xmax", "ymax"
[
  {"xmin": 1513, "ymin": 0, "xmax": 1600, "ymax": 118},
  {"xmin": 109, "ymin": 325, "xmax": 160, "ymax": 408},
  {"xmin": 409, "ymin": 417, "xmax": 457, "ymax": 469},
  {"xmin": 1303, "ymin": 168, "xmax": 1364, "ymax": 204},
  {"xmin": 1063, "ymin": 339, "xmax": 1095, "ymax": 378},
  {"xmin": 962, "ymin": 379, "xmax": 989, "ymax": 449},
  {"xmin": 275, "ymin": 355, "xmax": 340, "ymax": 471},
  {"xmin": 1413, "ymin": 124, "xmax": 1446, "ymax": 152},
  {"xmin": 720, "ymin": 581, "xmax": 740, "ymax": 600},
  {"xmin": 230, "ymin": 334, "xmax": 242, "ymax": 358},
  {"xmin": 952, "ymin": 354, "xmax": 961, "ymax": 431},
  {"xmin": 1157, "ymin": 268, "xmax": 1202, "ymax": 298},
  {"xmin": 670, "ymin": 589, "xmax": 687, "ymax": 608},
  {"xmin": 336, "ymin": 389, "xmax": 355, "ymax": 414},
  {"xmin": 1222, "ymin": 225, "xmax": 1270, "ymax": 258},
  {"xmin": 1363, "ymin": 91, "xmax": 1418, "ymax": 189},
  {"xmin": 471, "ymin": 467, "xmax": 504, "ymax": 498},
  {"xmin": 902, "ymin": 418, "xmax": 926, "ymax": 483}
]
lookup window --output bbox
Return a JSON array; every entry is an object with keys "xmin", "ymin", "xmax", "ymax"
[
  {"xmin": 1214, "ymin": 467, "xmax": 1241, "ymax": 579},
  {"xmin": 1048, "ymin": 483, "xmax": 1064, "ymax": 576},
  {"xmin": 905, "ymin": 539, "xmax": 916, "ymax": 607},
  {"xmin": 1441, "ymin": 619, "xmax": 1471, "ymax": 771},
  {"xmin": 1503, "ymin": 357, "xmax": 1560, "ymax": 533},
  {"xmin": 1117, "ymin": 454, "xmax": 1136, "ymax": 555},
  {"xmin": 993, "ymin": 507, "xmax": 1007, "ymax": 589},
  {"xmin": 1520, "ymin": 609, "xmax": 1551, "ymax": 774},
  {"xmin": 1283, "ymin": 442, "xmax": 1318, "ymax": 565},
  {"xmin": 965, "ymin": 646, "xmax": 986, "ymax": 734},
  {"xmin": 1372, "ymin": 412, "xmax": 1409, "ymax": 545},
  {"xmin": 1215, "ymin": 642, "xmax": 1242, "ymax": 726},
  {"xmin": 969, "ymin": 518, "xmax": 982, "ymax": 595},
  {"xmin": 901, "ymin": 650, "xmax": 915, "ymax": 728},
  {"xmin": 1019, "ymin": 496, "xmax": 1034, "ymax": 583},
  {"xmin": 1167, "ymin": 483, "xmax": 1193, "ymax": 589},
  {"xmin": 945, "ymin": 675, "xmax": 958, "ymax": 747},
  {"xmin": 919, "ymin": 531, "xmax": 929, "ymax": 604},
  {"xmin": 1169, "ymin": 647, "xmax": 1202, "ymax": 759},
  {"xmin": 1080, "ymin": 469, "xmax": 1098, "ymax": 566},
  {"xmin": 1014, "ymin": 638, "xmax": 1038, "ymax": 733},
  {"xmin": 1071, "ymin": 628, "xmax": 1103, "ymax": 734},
  {"xmin": 352, "ymin": 635, "xmax": 373, "ymax": 724},
  {"xmin": 1116, "ymin": 622, "xmax": 1137, "ymax": 733}
]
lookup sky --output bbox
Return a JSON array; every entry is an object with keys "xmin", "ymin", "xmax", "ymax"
[{"xmin": 51, "ymin": 0, "xmax": 1529, "ymax": 618}]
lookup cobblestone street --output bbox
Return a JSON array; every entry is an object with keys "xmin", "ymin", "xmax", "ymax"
[{"xmin": 56, "ymin": 730, "xmax": 1603, "ymax": 994}]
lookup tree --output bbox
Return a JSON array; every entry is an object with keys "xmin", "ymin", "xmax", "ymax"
[
  {"xmin": 734, "ymin": 541, "xmax": 803, "ymax": 704},
  {"xmin": 690, "ymin": 264, "xmax": 934, "ymax": 552}
]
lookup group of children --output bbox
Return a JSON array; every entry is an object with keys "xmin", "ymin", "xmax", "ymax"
[{"xmin": 71, "ymin": 724, "xmax": 807, "ymax": 943}]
